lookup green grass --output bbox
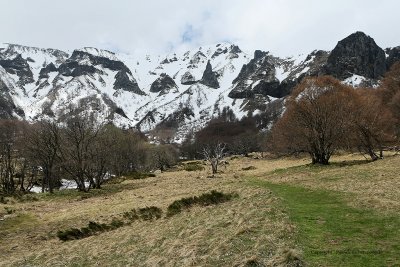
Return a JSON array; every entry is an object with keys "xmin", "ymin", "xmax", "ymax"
[
  {"xmin": 0, "ymin": 213, "xmax": 38, "ymax": 232},
  {"xmin": 250, "ymin": 179, "xmax": 400, "ymax": 267}
]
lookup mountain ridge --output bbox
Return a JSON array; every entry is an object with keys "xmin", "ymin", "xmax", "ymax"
[{"xmin": 0, "ymin": 32, "xmax": 398, "ymax": 142}]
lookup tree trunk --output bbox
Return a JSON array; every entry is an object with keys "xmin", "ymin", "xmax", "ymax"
[
  {"xmin": 367, "ymin": 148, "xmax": 379, "ymax": 161},
  {"xmin": 211, "ymin": 160, "xmax": 218, "ymax": 174}
]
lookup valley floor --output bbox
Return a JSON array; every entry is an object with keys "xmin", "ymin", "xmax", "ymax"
[{"xmin": 1, "ymin": 153, "xmax": 399, "ymax": 266}]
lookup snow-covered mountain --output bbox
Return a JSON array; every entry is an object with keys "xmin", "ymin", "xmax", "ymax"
[{"xmin": 0, "ymin": 32, "xmax": 399, "ymax": 142}]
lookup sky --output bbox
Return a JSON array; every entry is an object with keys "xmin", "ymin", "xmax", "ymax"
[{"xmin": 1, "ymin": 0, "xmax": 399, "ymax": 57}]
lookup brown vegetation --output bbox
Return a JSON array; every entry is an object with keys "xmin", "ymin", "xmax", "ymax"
[{"xmin": 271, "ymin": 75, "xmax": 397, "ymax": 164}]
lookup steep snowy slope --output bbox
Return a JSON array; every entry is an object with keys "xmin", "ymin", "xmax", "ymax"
[
  {"xmin": 0, "ymin": 31, "xmax": 397, "ymax": 141},
  {"xmin": 120, "ymin": 43, "xmax": 252, "ymax": 140}
]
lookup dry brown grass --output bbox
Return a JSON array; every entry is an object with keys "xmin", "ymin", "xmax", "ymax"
[
  {"xmin": 0, "ymin": 155, "xmax": 303, "ymax": 267},
  {"xmin": 1, "ymin": 153, "xmax": 399, "ymax": 266}
]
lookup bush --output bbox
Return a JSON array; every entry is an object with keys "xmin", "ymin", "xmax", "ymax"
[
  {"xmin": 123, "ymin": 206, "xmax": 163, "ymax": 222},
  {"xmin": 242, "ymin": 166, "xmax": 257, "ymax": 171},
  {"xmin": 167, "ymin": 190, "xmax": 237, "ymax": 217},
  {"xmin": 123, "ymin": 209, "xmax": 140, "ymax": 221},
  {"xmin": 57, "ymin": 221, "xmax": 117, "ymax": 241},
  {"xmin": 57, "ymin": 228, "xmax": 85, "ymax": 241},
  {"xmin": 138, "ymin": 206, "xmax": 163, "ymax": 221},
  {"xmin": 184, "ymin": 163, "xmax": 205, "ymax": 172},
  {"xmin": 109, "ymin": 218, "xmax": 124, "ymax": 229}
]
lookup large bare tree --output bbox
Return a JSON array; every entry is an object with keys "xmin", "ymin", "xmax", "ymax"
[
  {"xmin": 271, "ymin": 76, "xmax": 355, "ymax": 164},
  {"xmin": 60, "ymin": 115, "xmax": 101, "ymax": 192}
]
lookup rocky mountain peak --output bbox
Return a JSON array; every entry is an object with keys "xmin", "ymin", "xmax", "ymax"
[
  {"xmin": 150, "ymin": 73, "xmax": 178, "ymax": 95},
  {"xmin": 200, "ymin": 60, "xmax": 220, "ymax": 89},
  {"xmin": 325, "ymin": 31, "xmax": 386, "ymax": 79},
  {"xmin": 0, "ymin": 33, "xmax": 399, "ymax": 142},
  {"xmin": 386, "ymin": 46, "xmax": 400, "ymax": 69},
  {"xmin": 0, "ymin": 53, "xmax": 34, "ymax": 85}
]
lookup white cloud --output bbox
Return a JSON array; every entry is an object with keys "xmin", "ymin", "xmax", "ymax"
[{"xmin": 1, "ymin": 0, "xmax": 399, "ymax": 56}]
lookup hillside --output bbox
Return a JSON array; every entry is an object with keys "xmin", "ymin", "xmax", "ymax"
[
  {"xmin": 1, "ymin": 32, "xmax": 399, "ymax": 141},
  {"xmin": 1, "ymin": 153, "xmax": 399, "ymax": 266}
]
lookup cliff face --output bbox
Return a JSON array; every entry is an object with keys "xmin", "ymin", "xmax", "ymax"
[{"xmin": 325, "ymin": 31, "xmax": 386, "ymax": 80}]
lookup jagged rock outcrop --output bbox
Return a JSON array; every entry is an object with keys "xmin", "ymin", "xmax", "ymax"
[
  {"xmin": 114, "ymin": 70, "xmax": 145, "ymax": 95},
  {"xmin": 59, "ymin": 49, "xmax": 131, "ymax": 77},
  {"xmin": 212, "ymin": 46, "xmax": 228, "ymax": 58},
  {"xmin": 229, "ymin": 50, "xmax": 280, "ymax": 98},
  {"xmin": 386, "ymin": 46, "xmax": 400, "ymax": 69},
  {"xmin": 58, "ymin": 60, "xmax": 99, "ymax": 77},
  {"xmin": 38, "ymin": 63, "xmax": 58, "ymax": 80},
  {"xmin": 0, "ymin": 79, "xmax": 24, "ymax": 119},
  {"xmin": 200, "ymin": 61, "xmax": 219, "ymax": 89},
  {"xmin": 325, "ymin": 31, "xmax": 386, "ymax": 79},
  {"xmin": 150, "ymin": 73, "xmax": 178, "ymax": 95},
  {"xmin": 160, "ymin": 55, "xmax": 178, "ymax": 64},
  {"xmin": 0, "ymin": 54, "xmax": 34, "ymax": 85},
  {"xmin": 0, "ymin": 33, "xmax": 398, "ymax": 141},
  {"xmin": 181, "ymin": 71, "xmax": 196, "ymax": 85},
  {"xmin": 69, "ymin": 49, "xmax": 129, "ymax": 72},
  {"xmin": 189, "ymin": 51, "xmax": 206, "ymax": 65}
]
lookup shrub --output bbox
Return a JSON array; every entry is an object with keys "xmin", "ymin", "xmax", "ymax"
[
  {"xmin": 58, "ymin": 205, "xmax": 164, "ymax": 241},
  {"xmin": 138, "ymin": 206, "xmax": 163, "ymax": 221},
  {"xmin": 109, "ymin": 218, "xmax": 124, "ymax": 229},
  {"xmin": 167, "ymin": 190, "xmax": 237, "ymax": 217},
  {"xmin": 57, "ymin": 221, "xmax": 116, "ymax": 241},
  {"xmin": 57, "ymin": 228, "xmax": 85, "ymax": 241},
  {"xmin": 123, "ymin": 206, "xmax": 163, "ymax": 222},
  {"xmin": 242, "ymin": 166, "xmax": 257, "ymax": 171},
  {"xmin": 123, "ymin": 209, "xmax": 140, "ymax": 221},
  {"xmin": 87, "ymin": 221, "xmax": 108, "ymax": 231},
  {"xmin": 184, "ymin": 163, "xmax": 205, "ymax": 172}
]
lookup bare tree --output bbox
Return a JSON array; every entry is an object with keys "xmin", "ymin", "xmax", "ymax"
[
  {"xmin": 350, "ymin": 89, "xmax": 396, "ymax": 160},
  {"xmin": 25, "ymin": 121, "xmax": 61, "ymax": 193},
  {"xmin": 202, "ymin": 142, "xmax": 226, "ymax": 176},
  {"xmin": 148, "ymin": 144, "xmax": 178, "ymax": 172},
  {"xmin": 0, "ymin": 121, "xmax": 25, "ymax": 194},
  {"xmin": 85, "ymin": 125, "xmax": 117, "ymax": 189},
  {"xmin": 271, "ymin": 76, "xmax": 355, "ymax": 164},
  {"xmin": 379, "ymin": 62, "xmax": 400, "ymax": 140},
  {"xmin": 60, "ymin": 116, "xmax": 101, "ymax": 192}
]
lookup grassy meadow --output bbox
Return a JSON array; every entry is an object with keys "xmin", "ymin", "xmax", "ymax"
[{"xmin": 1, "ymin": 153, "xmax": 399, "ymax": 266}]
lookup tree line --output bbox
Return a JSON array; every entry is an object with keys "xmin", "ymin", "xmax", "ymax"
[
  {"xmin": 181, "ymin": 63, "xmax": 400, "ymax": 166},
  {"xmin": 0, "ymin": 116, "xmax": 178, "ymax": 195}
]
